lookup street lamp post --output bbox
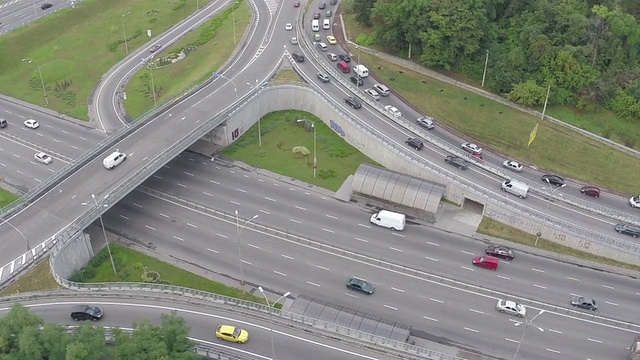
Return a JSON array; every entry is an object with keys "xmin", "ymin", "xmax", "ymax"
[
  {"xmin": 513, "ymin": 309, "xmax": 545, "ymax": 360},
  {"xmin": 122, "ymin": 12, "xmax": 132, "ymax": 55},
  {"xmin": 21, "ymin": 58, "xmax": 48, "ymax": 105},
  {"xmin": 148, "ymin": 55, "xmax": 157, "ymax": 108},
  {"xmin": 212, "ymin": 72, "xmax": 238, "ymax": 101},
  {"xmin": 235, "ymin": 210, "xmax": 258, "ymax": 293},
  {"xmin": 481, "ymin": 50, "xmax": 489, "ymax": 88},
  {"xmin": 259, "ymin": 287, "xmax": 290, "ymax": 360},
  {"xmin": 296, "ymin": 119, "xmax": 316, "ymax": 178},
  {"xmin": 232, "ymin": 1, "xmax": 240, "ymax": 46},
  {"xmin": 0, "ymin": 216, "xmax": 30, "ymax": 252},
  {"xmin": 82, "ymin": 194, "xmax": 117, "ymax": 275}
]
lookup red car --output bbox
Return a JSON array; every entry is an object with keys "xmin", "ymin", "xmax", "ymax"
[
  {"xmin": 294, "ymin": 1, "xmax": 300, "ymax": 7},
  {"xmin": 313, "ymin": 12, "xmax": 321, "ymax": 19},
  {"xmin": 580, "ymin": 186, "xmax": 600, "ymax": 198}
]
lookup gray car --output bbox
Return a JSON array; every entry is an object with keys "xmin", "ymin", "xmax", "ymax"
[
  {"xmin": 317, "ymin": 72, "xmax": 330, "ymax": 83},
  {"xmin": 417, "ymin": 116, "xmax": 435, "ymax": 130},
  {"xmin": 445, "ymin": 155, "xmax": 468, "ymax": 169}
]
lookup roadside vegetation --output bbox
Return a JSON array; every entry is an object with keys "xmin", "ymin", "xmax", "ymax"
[
  {"xmin": 0, "ymin": 188, "xmax": 18, "ymax": 208},
  {"xmin": 0, "ymin": 258, "xmax": 60, "ymax": 295},
  {"xmin": 0, "ymin": 0, "xmax": 207, "ymax": 120},
  {"xmin": 222, "ymin": 110, "xmax": 379, "ymax": 191},
  {"xmin": 124, "ymin": 1, "xmax": 250, "ymax": 119}
]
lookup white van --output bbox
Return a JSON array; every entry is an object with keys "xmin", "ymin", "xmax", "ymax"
[
  {"xmin": 501, "ymin": 179, "xmax": 529, "ymax": 198},
  {"xmin": 323, "ymin": 18, "xmax": 330, "ymax": 30},
  {"xmin": 312, "ymin": 20, "xmax": 319, "ymax": 32},
  {"xmin": 370, "ymin": 210, "xmax": 406, "ymax": 231},
  {"xmin": 103, "ymin": 150, "xmax": 127, "ymax": 169},
  {"xmin": 353, "ymin": 64, "xmax": 369, "ymax": 78}
]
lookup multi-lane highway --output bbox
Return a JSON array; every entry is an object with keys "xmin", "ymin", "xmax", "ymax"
[
  {"xmin": 0, "ymin": 296, "xmax": 393, "ymax": 360},
  {"xmin": 0, "ymin": 0, "xmax": 74, "ymax": 34},
  {"xmin": 96, "ymin": 153, "xmax": 639, "ymax": 359}
]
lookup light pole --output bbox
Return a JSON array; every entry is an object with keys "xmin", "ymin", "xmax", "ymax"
[
  {"xmin": 481, "ymin": 50, "xmax": 489, "ymax": 88},
  {"xmin": 232, "ymin": 1, "xmax": 240, "ymax": 46},
  {"xmin": 122, "ymin": 11, "xmax": 132, "ymax": 55},
  {"xmin": 0, "ymin": 216, "xmax": 30, "ymax": 251},
  {"xmin": 212, "ymin": 72, "xmax": 238, "ymax": 101},
  {"xmin": 82, "ymin": 194, "xmax": 117, "ymax": 275},
  {"xmin": 259, "ymin": 287, "xmax": 290, "ymax": 360},
  {"xmin": 21, "ymin": 58, "xmax": 48, "ymax": 105},
  {"xmin": 513, "ymin": 309, "xmax": 545, "ymax": 360},
  {"xmin": 31, "ymin": 1, "xmax": 37, "ymax": 19},
  {"xmin": 235, "ymin": 210, "xmax": 258, "ymax": 293},
  {"xmin": 296, "ymin": 119, "xmax": 316, "ymax": 178},
  {"xmin": 143, "ymin": 56, "xmax": 158, "ymax": 108}
]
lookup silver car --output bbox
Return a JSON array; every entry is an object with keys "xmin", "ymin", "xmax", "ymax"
[
  {"xmin": 503, "ymin": 160, "xmax": 523, "ymax": 172},
  {"xmin": 496, "ymin": 299, "xmax": 526, "ymax": 317},
  {"xmin": 364, "ymin": 88, "xmax": 380, "ymax": 101},
  {"xmin": 417, "ymin": 116, "xmax": 435, "ymax": 130},
  {"xmin": 34, "ymin": 152, "xmax": 52, "ymax": 165}
]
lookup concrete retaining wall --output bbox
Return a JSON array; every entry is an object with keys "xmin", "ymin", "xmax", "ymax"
[{"xmin": 50, "ymin": 232, "xmax": 93, "ymax": 280}]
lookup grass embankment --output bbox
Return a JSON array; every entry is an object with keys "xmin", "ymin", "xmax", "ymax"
[
  {"xmin": 222, "ymin": 110, "xmax": 379, "ymax": 191},
  {"xmin": 0, "ymin": 188, "xmax": 18, "ymax": 208},
  {"xmin": 0, "ymin": 0, "xmax": 207, "ymax": 120},
  {"xmin": 342, "ymin": 14, "xmax": 640, "ymax": 195},
  {"xmin": 0, "ymin": 258, "xmax": 61, "ymax": 295},
  {"xmin": 124, "ymin": 1, "xmax": 251, "ymax": 119}
]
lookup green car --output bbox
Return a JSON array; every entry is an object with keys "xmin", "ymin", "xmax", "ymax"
[{"xmin": 346, "ymin": 277, "xmax": 375, "ymax": 294}]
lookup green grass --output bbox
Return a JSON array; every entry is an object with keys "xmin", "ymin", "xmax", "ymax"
[
  {"xmin": 272, "ymin": 69, "xmax": 306, "ymax": 85},
  {"xmin": 124, "ymin": 1, "xmax": 250, "ymax": 119},
  {"xmin": 477, "ymin": 217, "xmax": 640, "ymax": 271},
  {"xmin": 341, "ymin": 14, "xmax": 640, "ymax": 195},
  {"xmin": 80, "ymin": 243, "xmax": 268, "ymax": 304},
  {"xmin": 0, "ymin": 188, "xmax": 19, "ymax": 208},
  {"xmin": 0, "ymin": 0, "xmax": 208, "ymax": 120},
  {"xmin": 222, "ymin": 110, "xmax": 379, "ymax": 191},
  {"xmin": 0, "ymin": 258, "xmax": 61, "ymax": 295}
]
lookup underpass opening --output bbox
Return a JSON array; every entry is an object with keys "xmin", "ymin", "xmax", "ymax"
[{"xmin": 462, "ymin": 198, "xmax": 484, "ymax": 215}]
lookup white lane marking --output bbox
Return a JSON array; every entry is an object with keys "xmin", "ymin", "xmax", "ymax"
[
  {"xmin": 602, "ymin": 284, "xmax": 614, "ymax": 290},
  {"xmin": 207, "ymin": 248, "xmax": 219, "ymax": 254},
  {"xmin": 241, "ymin": 260, "xmax": 252, "ymax": 265},
  {"xmin": 273, "ymin": 183, "xmax": 279, "ymax": 187},
  {"xmin": 53, "ymin": 139, "xmax": 60, "ymax": 143},
  {"xmin": 145, "ymin": 225, "xmax": 156, "ymax": 231},
  {"xmin": 469, "ymin": 309, "xmax": 484, "ymax": 314},
  {"xmin": 357, "ymin": 224, "xmax": 371, "ymax": 228},
  {"xmin": 17, "ymin": 170, "xmax": 24, "ymax": 175},
  {"xmin": 159, "ymin": 213, "xmax": 169, "ymax": 218},
  {"xmin": 12, "ymin": 154, "xmax": 19, "ymax": 158},
  {"xmin": 545, "ymin": 349, "xmax": 560, "ymax": 354},
  {"xmin": 429, "ymin": 298, "xmax": 443, "ymax": 303},
  {"xmin": 153, "ymin": 175, "xmax": 162, "ymax": 179},
  {"xmin": 173, "ymin": 236, "xmax": 184, "ymax": 242},
  {"xmin": 274, "ymin": 271, "xmax": 287, "ymax": 277},
  {"xmin": 426, "ymin": 241, "xmax": 439, "ymax": 246},
  {"xmin": 290, "ymin": 219, "xmax": 301, "ymax": 224},
  {"xmin": 307, "ymin": 281, "xmax": 320, "ymax": 287},
  {"xmin": 210, "ymin": 180, "xmax": 220, "ymax": 184},
  {"xmin": 177, "ymin": 183, "xmax": 187, "ymax": 188},
  {"xmin": 391, "ymin": 287, "xmax": 405, "ymax": 293},
  {"xmin": 464, "ymin": 327, "xmax": 479, "ymax": 333},
  {"xmin": 326, "ymin": 215, "xmax": 337, "ymax": 219},
  {"xmin": 322, "ymin": 228, "xmax": 334, "ymax": 233},
  {"xmin": 230, "ymin": 200, "xmax": 241, "ymax": 205},
  {"xmin": 216, "ymin": 233, "xmax": 227, "ymax": 238},
  {"xmin": 461, "ymin": 250, "xmax": 474, "ymax": 255},
  {"xmin": 505, "ymin": 338, "xmax": 519, "ymax": 344},
  {"xmin": 422, "ymin": 316, "xmax": 438, "ymax": 322},
  {"xmin": 533, "ymin": 284, "xmax": 547, "ymax": 289},
  {"xmin": 392, "ymin": 233, "xmax": 404, "ymax": 238},
  {"xmin": 566, "ymin": 276, "xmax": 580, "ymax": 281},
  {"xmin": 79, "ymin": 136, "xmax": 87, "ymax": 140},
  {"xmin": 133, "ymin": 203, "xmax": 143, "ymax": 208},
  {"xmin": 344, "ymin": 293, "xmax": 358, "ymax": 298},
  {"xmin": 187, "ymin": 223, "xmax": 198, "ymax": 228},
  {"xmin": 355, "ymin": 237, "xmax": 368, "ymax": 243},
  {"xmin": 71, "ymin": 145, "xmax": 78, "ymax": 150},
  {"xmin": 570, "ymin": 293, "xmax": 581, "ymax": 297},
  {"xmin": 282, "ymin": 254, "xmax": 294, "ymax": 260},
  {"xmin": 497, "ymin": 275, "xmax": 510, "ymax": 280},
  {"xmin": 587, "ymin": 338, "xmax": 602, "ymax": 343},
  {"xmin": 203, "ymin": 192, "xmax": 213, "ymax": 197},
  {"xmin": 389, "ymin": 247, "xmax": 403, "ymax": 252},
  {"xmin": 461, "ymin": 266, "xmax": 475, "ymax": 271},
  {"xmin": 605, "ymin": 301, "xmax": 618, "ymax": 306},
  {"xmin": 383, "ymin": 305, "xmax": 397, "ymax": 311},
  {"xmin": 265, "ymin": 197, "xmax": 276, "ymax": 202},
  {"xmin": 184, "ymin": 172, "xmax": 194, "ymax": 176},
  {"xmin": 237, "ymin": 188, "xmax": 247, "ymax": 193},
  {"xmin": 259, "ymin": 210, "xmax": 270, "ymax": 214},
  {"xmin": 119, "ymin": 215, "xmax": 129, "ymax": 220},
  {"xmin": 61, "ymin": 130, "xmax": 69, "ymax": 134},
  {"xmin": 247, "ymin": 244, "xmax": 260, "ymax": 249},
  {"xmin": 288, "ymin": 188, "xmax": 295, "ymax": 191},
  {"xmin": 531, "ymin": 268, "xmax": 544, "ymax": 273},
  {"xmin": 316, "ymin": 265, "xmax": 330, "ymax": 271},
  {"xmin": 548, "ymin": 329, "xmax": 562, "ymax": 334},
  {"xmin": 258, "ymin": 179, "xmax": 264, "ymax": 182},
  {"xmin": 295, "ymin": 206, "xmax": 306, "ymax": 211},
  {"xmin": 424, "ymin": 256, "xmax": 439, "ymax": 262}
]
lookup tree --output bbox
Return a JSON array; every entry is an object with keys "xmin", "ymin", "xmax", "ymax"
[
  {"xmin": 0, "ymin": 303, "xmax": 44, "ymax": 354},
  {"xmin": 347, "ymin": 0, "xmax": 377, "ymax": 26},
  {"xmin": 159, "ymin": 312, "xmax": 197, "ymax": 358},
  {"xmin": 507, "ymin": 80, "xmax": 548, "ymax": 106}
]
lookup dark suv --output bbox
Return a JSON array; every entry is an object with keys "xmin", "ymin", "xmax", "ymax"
[
  {"xmin": 339, "ymin": 53, "xmax": 351, "ymax": 62},
  {"xmin": 70, "ymin": 305, "xmax": 104, "ymax": 321},
  {"xmin": 445, "ymin": 155, "xmax": 468, "ymax": 169},
  {"xmin": 40, "ymin": 3, "xmax": 53, "ymax": 10},
  {"xmin": 485, "ymin": 244, "xmax": 514, "ymax": 260},
  {"xmin": 405, "ymin": 138, "xmax": 423, "ymax": 150},
  {"xmin": 349, "ymin": 76, "xmax": 363, "ymax": 86},
  {"xmin": 615, "ymin": 223, "xmax": 640, "ymax": 238},
  {"xmin": 345, "ymin": 97, "xmax": 361, "ymax": 109},
  {"xmin": 291, "ymin": 52, "xmax": 305, "ymax": 63}
]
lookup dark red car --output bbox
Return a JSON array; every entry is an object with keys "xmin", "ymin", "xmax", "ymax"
[
  {"xmin": 313, "ymin": 12, "xmax": 321, "ymax": 19},
  {"xmin": 294, "ymin": 0, "xmax": 300, "ymax": 7},
  {"xmin": 580, "ymin": 186, "xmax": 600, "ymax": 198}
]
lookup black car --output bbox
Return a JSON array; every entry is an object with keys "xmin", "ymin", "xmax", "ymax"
[
  {"xmin": 40, "ymin": 3, "xmax": 53, "ymax": 10},
  {"xmin": 485, "ymin": 244, "xmax": 514, "ymax": 260},
  {"xmin": 317, "ymin": 72, "xmax": 330, "ymax": 83},
  {"xmin": 615, "ymin": 223, "xmax": 640, "ymax": 238},
  {"xmin": 445, "ymin": 155, "xmax": 468, "ymax": 169},
  {"xmin": 149, "ymin": 44, "xmax": 162, "ymax": 53},
  {"xmin": 345, "ymin": 97, "xmax": 361, "ymax": 109},
  {"xmin": 339, "ymin": 53, "xmax": 351, "ymax": 62},
  {"xmin": 405, "ymin": 138, "xmax": 423, "ymax": 150},
  {"xmin": 571, "ymin": 296, "xmax": 597, "ymax": 311},
  {"xmin": 541, "ymin": 174, "xmax": 565, "ymax": 187},
  {"xmin": 349, "ymin": 76, "xmax": 363, "ymax": 86},
  {"xmin": 70, "ymin": 305, "xmax": 103, "ymax": 321},
  {"xmin": 291, "ymin": 52, "xmax": 305, "ymax": 63},
  {"xmin": 319, "ymin": 2, "xmax": 326, "ymax": 9},
  {"xmin": 346, "ymin": 277, "xmax": 375, "ymax": 294}
]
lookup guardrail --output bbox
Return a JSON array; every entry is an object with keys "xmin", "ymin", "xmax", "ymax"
[{"xmin": 295, "ymin": 14, "xmax": 640, "ymax": 228}]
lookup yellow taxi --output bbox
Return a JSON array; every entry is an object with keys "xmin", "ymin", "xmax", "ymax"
[
  {"xmin": 326, "ymin": 35, "xmax": 337, "ymax": 45},
  {"xmin": 215, "ymin": 325, "xmax": 249, "ymax": 343}
]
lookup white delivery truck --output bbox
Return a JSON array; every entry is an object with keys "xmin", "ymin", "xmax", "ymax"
[
  {"xmin": 353, "ymin": 64, "xmax": 369, "ymax": 78},
  {"xmin": 370, "ymin": 210, "xmax": 406, "ymax": 231},
  {"xmin": 501, "ymin": 179, "xmax": 529, "ymax": 198}
]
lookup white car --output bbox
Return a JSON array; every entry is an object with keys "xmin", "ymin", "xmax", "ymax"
[
  {"xmin": 24, "ymin": 119, "xmax": 39, "ymax": 129},
  {"xmin": 461, "ymin": 142, "xmax": 482, "ymax": 154},
  {"xmin": 384, "ymin": 105, "xmax": 401, "ymax": 117},
  {"xmin": 34, "ymin": 152, "xmax": 52, "ymax": 164},
  {"xmin": 630, "ymin": 196, "xmax": 640, "ymax": 208},
  {"xmin": 290, "ymin": 37, "xmax": 298, "ymax": 45},
  {"xmin": 503, "ymin": 160, "xmax": 523, "ymax": 172},
  {"xmin": 103, "ymin": 150, "xmax": 127, "ymax": 169},
  {"xmin": 496, "ymin": 299, "xmax": 526, "ymax": 318},
  {"xmin": 364, "ymin": 88, "xmax": 380, "ymax": 101},
  {"xmin": 285, "ymin": 23, "xmax": 293, "ymax": 31}
]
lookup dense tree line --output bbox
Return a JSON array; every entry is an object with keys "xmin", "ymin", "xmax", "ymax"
[
  {"xmin": 0, "ymin": 304, "xmax": 199, "ymax": 360},
  {"xmin": 347, "ymin": 0, "xmax": 640, "ymax": 120}
]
